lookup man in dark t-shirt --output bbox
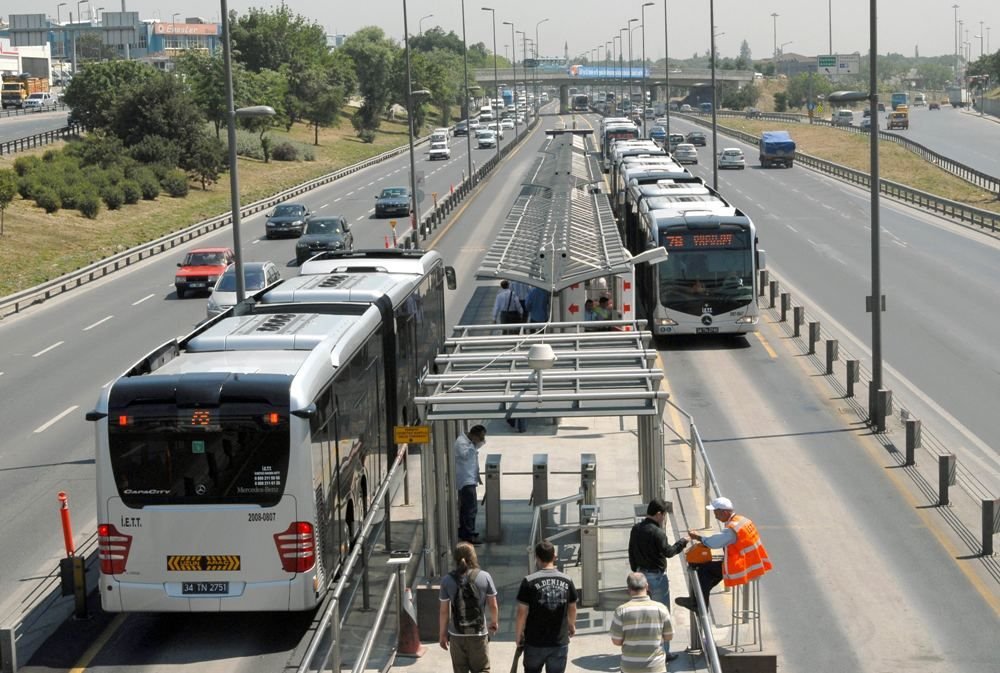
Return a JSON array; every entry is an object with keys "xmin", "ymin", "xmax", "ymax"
[{"xmin": 514, "ymin": 540, "xmax": 578, "ymax": 673}]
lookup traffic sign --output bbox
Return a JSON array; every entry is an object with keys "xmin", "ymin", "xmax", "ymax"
[
  {"xmin": 394, "ymin": 425, "xmax": 431, "ymax": 445},
  {"xmin": 837, "ymin": 53, "xmax": 860, "ymax": 75},
  {"xmin": 817, "ymin": 55, "xmax": 837, "ymax": 68}
]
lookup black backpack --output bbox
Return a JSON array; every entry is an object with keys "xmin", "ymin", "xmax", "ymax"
[{"xmin": 450, "ymin": 569, "xmax": 484, "ymax": 634}]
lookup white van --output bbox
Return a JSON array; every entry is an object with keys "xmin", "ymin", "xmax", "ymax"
[
  {"xmin": 913, "ymin": 93, "xmax": 926, "ymax": 106},
  {"xmin": 430, "ymin": 128, "xmax": 450, "ymax": 145},
  {"xmin": 832, "ymin": 109, "xmax": 854, "ymax": 126},
  {"xmin": 479, "ymin": 105, "xmax": 494, "ymax": 122}
]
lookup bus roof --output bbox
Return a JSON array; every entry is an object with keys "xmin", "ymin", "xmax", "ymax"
[
  {"xmin": 261, "ymin": 271, "xmax": 417, "ymax": 309},
  {"xmin": 646, "ymin": 207, "xmax": 751, "ymax": 228},
  {"xmin": 298, "ymin": 248, "xmax": 442, "ymax": 276}
]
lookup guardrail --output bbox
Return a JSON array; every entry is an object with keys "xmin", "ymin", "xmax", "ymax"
[
  {"xmin": 677, "ymin": 113, "xmax": 1000, "ymax": 234},
  {"xmin": 690, "ymin": 109, "xmax": 1000, "ymax": 195},
  {"xmin": 0, "ymin": 123, "xmax": 83, "ymax": 156},
  {"xmin": 0, "ymin": 102, "xmax": 69, "ymax": 120}
]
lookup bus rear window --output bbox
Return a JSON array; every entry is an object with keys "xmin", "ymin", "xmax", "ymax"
[{"xmin": 108, "ymin": 405, "xmax": 290, "ymax": 507}]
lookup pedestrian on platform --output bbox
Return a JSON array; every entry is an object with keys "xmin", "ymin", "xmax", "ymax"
[
  {"xmin": 593, "ymin": 296, "xmax": 613, "ymax": 320},
  {"xmin": 493, "ymin": 280, "xmax": 524, "ymax": 332},
  {"xmin": 525, "ymin": 286, "xmax": 551, "ymax": 323},
  {"xmin": 514, "ymin": 540, "xmax": 578, "ymax": 673},
  {"xmin": 675, "ymin": 496, "xmax": 772, "ymax": 612},
  {"xmin": 583, "ymin": 299, "xmax": 598, "ymax": 321},
  {"xmin": 610, "ymin": 572, "xmax": 674, "ymax": 673},
  {"xmin": 628, "ymin": 497, "xmax": 687, "ymax": 661},
  {"xmin": 454, "ymin": 425, "xmax": 487, "ymax": 543},
  {"xmin": 439, "ymin": 541, "xmax": 500, "ymax": 673}
]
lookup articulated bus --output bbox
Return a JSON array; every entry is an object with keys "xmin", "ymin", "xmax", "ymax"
[
  {"xmin": 89, "ymin": 250, "xmax": 453, "ymax": 612},
  {"xmin": 600, "ymin": 121, "xmax": 639, "ymax": 172},
  {"xmin": 572, "ymin": 93, "xmax": 590, "ymax": 111},
  {"xmin": 633, "ymin": 200, "xmax": 763, "ymax": 336}
]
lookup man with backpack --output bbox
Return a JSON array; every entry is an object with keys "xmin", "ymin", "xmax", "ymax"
[{"xmin": 439, "ymin": 541, "xmax": 499, "ymax": 673}]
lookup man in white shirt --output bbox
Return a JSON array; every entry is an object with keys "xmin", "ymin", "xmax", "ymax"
[
  {"xmin": 455, "ymin": 425, "xmax": 487, "ymax": 543},
  {"xmin": 492, "ymin": 280, "xmax": 524, "ymax": 331}
]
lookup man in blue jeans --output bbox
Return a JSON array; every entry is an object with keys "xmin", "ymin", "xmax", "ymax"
[
  {"xmin": 454, "ymin": 425, "xmax": 487, "ymax": 543},
  {"xmin": 628, "ymin": 498, "xmax": 688, "ymax": 662},
  {"xmin": 514, "ymin": 540, "xmax": 578, "ymax": 673}
]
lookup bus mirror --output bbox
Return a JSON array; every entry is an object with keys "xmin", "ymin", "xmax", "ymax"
[
  {"xmin": 757, "ymin": 249, "xmax": 766, "ymax": 270},
  {"xmin": 445, "ymin": 266, "xmax": 457, "ymax": 290},
  {"xmin": 291, "ymin": 404, "xmax": 317, "ymax": 419},
  {"xmin": 85, "ymin": 410, "xmax": 107, "ymax": 422}
]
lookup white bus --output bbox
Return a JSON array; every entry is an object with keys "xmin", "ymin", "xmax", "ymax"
[
  {"xmin": 88, "ymin": 250, "xmax": 453, "ymax": 612},
  {"xmin": 634, "ymin": 198, "xmax": 764, "ymax": 336}
]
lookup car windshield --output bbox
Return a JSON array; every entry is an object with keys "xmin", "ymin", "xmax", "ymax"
[
  {"xmin": 380, "ymin": 188, "xmax": 407, "ymax": 199},
  {"xmin": 305, "ymin": 219, "xmax": 343, "ymax": 235},
  {"xmin": 216, "ymin": 269, "xmax": 266, "ymax": 292},
  {"xmin": 273, "ymin": 205, "xmax": 304, "ymax": 216},
  {"xmin": 184, "ymin": 252, "xmax": 224, "ymax": 266}
]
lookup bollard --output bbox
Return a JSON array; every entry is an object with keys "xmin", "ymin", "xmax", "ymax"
[
  {"xmin": 825, "ymin": 340, "xmax": 839, "ymax": 374},
  {"xmin": 904, "ymin": 418, "xmax": 921, "ymax": 466},
  {"xmin": 485, "ymin": 454, "xmax": 502, "ymax": 543},
  {"xmin": 769, "ymin": 280, "xmax": 778, "ymax": 308},
  {"xmin": 1, "ymin": 628, "xmax": 16, "ymax": 673},
  {"xmin": 780, "ymin": 293, "xmax": 790, "ymax": 322},
  {"xmin": 390, "ymin": 550, "xmax": 426, "ymax": 658},
  {"xmin": 846, "ymin": 360, "xmax": 860, "ymax": 397},
  {"xmin": 57, "ymin": 493, "xmax": 87, "ymax": 619},
  {"xmin": 792, "ymin": 306, "xmax": 804, "ymax": 336},
  {"xmin": 938, "ymin": 454, "xmax": 956, "ymax": 506},
  {"xmin": 982, "ymin": 499, "xmax": 1000, "ymax": 556},
  {"xmin": 58, "ymin": 492, "xmax": 75, "ymax": 556},
  {"xmin": 808, "ymin": 321, "xmax": 820, "ymax": 355},
  {"xmin": 759, "ymin": 269, "xmax": 769, "ymax": 297},
  {"xmin": 579, "ymin": 506, "xmax": 600, "ymax": 608}
]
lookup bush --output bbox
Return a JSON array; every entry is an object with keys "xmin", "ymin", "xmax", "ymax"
[
  {"xmin": 138, "ymin": 173, "xmax": 160, "ymax": 200},
  {"xmin": 128, "ymin": 135, "xmax": 181, "ymax": 167},
  {"xmin": 17, "ymin": 176, "xmax": 37, "ymax": 200},
  {"xmin": 34, "ymin": 187, "xmax": 61, "ymax": 213},
  {"xmin": 160, "ymin": 169, "xmax": 189, "ymax": 197},
  {"xmin": 77, "ymin": 192, "xmax": 101, "ymax": 219},
  {"xmin": 58, "ymin": 183, "xmax": 85, "ymax": 209},
  {"xmin": 271, "ymin": 141, "xmax": 299, "ymax": 161},
  {"xmin": 101, "ymin": 184, "xmax": 125, "ymax": 210},
  {"xmin": 358, "ymin": 129, "xmax": 377, "ymax": 144},
  {"xmin": 64, "ymin": 131, "xmax": 126, "ymax": 168},
  {"xmin": 233, "ymin": 129, "xmax": 264, "ymax": 160},
  {"xmin": 13, "ymin": 155, "xmax": 42, "ymax": 177},
  {"xmin": 302, "ymin": 146, "xmax": 315, "ymax": 161},
  {"xmin": 42, "ymin": 149, "xmax": 60, "ymax": 162},
  {"xmin": 121, "ymin": 180, "xmax": 142, "ymax": 205},
  {"xmin": 149, "ymin": 163, "xmax": 173, "ymax": 181}
]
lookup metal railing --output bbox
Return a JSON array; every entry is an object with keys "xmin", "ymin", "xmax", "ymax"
[
  {"xmin": 0, "ymin": 102, "xmax": 69, "ymax": 120},
  {"xmin": 295, "ymin": 444, "xmax": 410, "ymax": 673},
  {"xmin": 0, "ymin": 123, "xmax": 83, "ymax": 156},
  {"xmin": 677, "ymin": 113, "xmax": 1000, "ymax": 233}
]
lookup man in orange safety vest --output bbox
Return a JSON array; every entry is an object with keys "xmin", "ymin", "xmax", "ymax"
[{"xmin": 675, "ymin": 496, "xmax": 772, "ymax": 611}]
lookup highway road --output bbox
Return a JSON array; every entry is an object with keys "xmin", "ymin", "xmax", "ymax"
[
  {"xmin": 657, "ymin": 114, "xmax": 1000, "ymax": 494},
  {"xmin": 0, "ymin": 108, "xmax": 70, "ymax": 144},
  {"xmin": 0, "ymin": 106, "xmax": 539, "ymax": 621}
]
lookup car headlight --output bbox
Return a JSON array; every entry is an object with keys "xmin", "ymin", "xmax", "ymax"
[
  {"xmin": 293, "ymin": 220, "xmax": 304, "ymax": 226},
  {"xmin": 296, "ymin": 241, "xmax": 308, "ymax": 248},
  {"xmin": 332, "ymin": 241, "xmax": 344, "ymax": 249},
  {"xmin": 207, "ymin": 275, "xmax": 219, "ymax": 284},
  {"xmin": 175, "ymin": 276, "xmax": 184, "ymax": 284}
]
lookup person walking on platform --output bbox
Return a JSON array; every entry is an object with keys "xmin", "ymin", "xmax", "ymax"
[
  {"xmin": 454, "ymin": 425, "xmax": 487, "ymax": 543},
  {"xmin": 525, "ymin": 285, "xmax": 551, "ymax": 323},
  {"xmin": 492, "ymin": 280, "xmax": 524, "ymax": 332},
  {"xmin": 439, "ymin": 541, "xmax": 500, "ymax": 673},
  {"xmin": 610, "ymin": 572, "xmax": 674, "ymax": 673},
  {"xmin": 675, "ymin": 496, "xmax": 772, "ymax": 612},
  {"xmin": 628, "ymin": 497, "xmax": 687, "ymax": 662},
  {"xmin": 514, "ymin": 540, "xmax": 579, "ymax": 673}
]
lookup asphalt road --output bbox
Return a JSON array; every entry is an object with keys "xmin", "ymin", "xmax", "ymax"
[{"xmin": 0, "ymin": 108, "xmax": 70, "ymax": 144}]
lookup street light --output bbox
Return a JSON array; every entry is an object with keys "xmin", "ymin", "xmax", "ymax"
[
  {"xmin": 172, "ymin": 12, "xmax": 179, "ymax": 25},
  {"xmin": 95, "ymin": 6, "xmax": 103, "ymax": 23},
  {"xmin": 641, "ymin": 3, "xmax": 653, "ymax": 135},
  {"xmin": 953, "ymin": 5, "xmax": 960, "ymax": 84},
  {"xmin": 482, "ymin": 7, "xmax": 500, "ymax": 162},
  {"xmin": 627, "ymin": 18, "xmax": 638, "ymax": 110},
  {"xmin": 709, "ymin": 0, "xmax": 718, "ymax": 190},
  {"xmin": 418, "ymin": 13, "xmax": 433, "ymax": 36},
  {"xmin": 402, "ymin": 0, "xmax": 431, "ymax": 245},
  {"xmin": 56, "ymin": 2, "xmax": 66, "ymax": 23},
  {"xmin": 770, "ymin": 12, "xmax": 778, "ymax": 66},
  {"xmin": 662, "ymin": 0, "xmax": 671, "ymax": 137},
  {"xmin": 618, "ymin": 29, "xmax": 626, "ymax": 109},
  {"xmin": 828, "ymin": 0, "xmax": 833, "ymax": 56},
  {"xmin": 76, "ymin": 0, "xmax": 88, "ymax": 23},
  {"xmin": 460, "ymin": 0, "xmax": 474, "ymax": 186},
  {"xmin": 503, "ymin": 21, "xmax": 518, "ymax": 135},
  {"xmin": 605, "ymin": 41, "xmax": 612, "ymax": 109},
  {"xmin": 535, "ymin": 18, "xmax": 548, "ymax": 111},
  {"xmin": 779, "ymin": 41, "xmax": 793, "ymax": 77}
]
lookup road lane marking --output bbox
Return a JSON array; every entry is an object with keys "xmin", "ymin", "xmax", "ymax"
[
  {"xmin": 321, "ymin": 203, "xmax": 328, "ymax": 208},
  {"xmin": 83, "ymin": 316, "xmax": 113, "ymax": 331},
  {"xmin": 132, "ymin": 294, "xmax": 155, "ymax": 305},
  {"xmin": 356, "ymin": 214, "xmax": 366, "ymax": 221},
  {"xmin": 785, "ymin": 224, "xmax": 798, "ymax": 233},
  {"xmin": 753, "ymin": 331, "xmax": 778, "ymax": 359},
  {"xmin": 34, "ymin": 405, "xmax": 79, "ymax": 433},
  {"xmin": 333, "ymin": 197, "xmax": 341, "ymax": 202},
  {"xmin": 33, "ymin": 341, "xmax": 64, "ymax": 358},
  {"xmin": 69, "ymin": 613, "xmax": 127, "ymax": 673}
]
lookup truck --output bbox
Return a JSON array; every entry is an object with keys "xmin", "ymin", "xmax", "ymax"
[
  {"xmin": 501, "ymin": 88, "xmax": 514, "ymax": 110},
  {"xmin": 886, "ymin": 109, "xmax": 909, "ymax": 130},
  {"xmin": 1, "ymin": 74, "xmax": 50, "ymax": 110},
  {"xmin": 759, "ymin": 130, "xmax": 795, "ymax": 168},
  {"xmin": 946, "ymin": 86, "xmax": 967, "ymax": 108}
]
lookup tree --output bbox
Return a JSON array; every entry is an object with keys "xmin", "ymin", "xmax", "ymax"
[
  {"xmin": 0, "ymin": 169, "xmax": 16, "ymax": 236},
  {"xmin": 75, "ymin": 32, "xmax": 117, "ymax": 61},
  {"xmin": 739, "ymin": 40, "xmax": 752, "ymax": 63},
  {"xmin": 786, "ymin": 73, "xmax": 834, "ymax": 108},
  {"xmin": 339, "ymin": 27, "xmax": 401, "ymax": 138},
  {"xmin": 175, "ymin": 50, "xmax": 248, "ymax": 138},
  {"xmin": 110, "ymin": 70, "xmax": 206, "ymax": 155},
  {"xmin": 61, "ymin": 60, "xmax": 160, "ymax": 131},
  {"xmin": 239, "ymin": 69, "xmax": 289, "ymax": 162},
  {"xmin": 916, "ymin": 62, "xmax": 954, "ymax": 90},
  {"xmin": 183, "ymin": 131, "xmax": 225, "ymax": 190}
]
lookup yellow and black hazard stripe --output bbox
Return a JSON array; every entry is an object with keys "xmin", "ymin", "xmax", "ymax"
[{"xmin": 166, "ymin": 555, "xmax": 240, "ymax": 571}]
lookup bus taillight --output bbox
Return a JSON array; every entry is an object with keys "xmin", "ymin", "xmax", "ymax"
[
  {"xmin": 98, "ymin": 523, "xmax": 133, "ymax": 575},
  {"xmin": 273, "ymin": 522, "xmax": 316, "ymax": 573}
]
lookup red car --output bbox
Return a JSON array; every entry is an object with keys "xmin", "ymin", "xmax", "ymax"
[{"xmin": 175, "ymin": 247, "xmax": 235, "ymax": 298}]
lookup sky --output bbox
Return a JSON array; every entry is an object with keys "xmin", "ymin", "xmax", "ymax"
[{"xmin": 8, "ymin": 0, "xmax": 999, "ymax": 62}]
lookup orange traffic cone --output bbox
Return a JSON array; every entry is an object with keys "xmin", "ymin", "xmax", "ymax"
[{"xmin": 397, "ymin": 587, "xmax": 426, "ymax": 657}]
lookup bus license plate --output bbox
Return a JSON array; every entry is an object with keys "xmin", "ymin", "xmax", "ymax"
[
  {"xmin": 696, "ymin": 327, "xmax": 719, "ymax": 334},
  {"xmin": 182, "ymin": 582, "xmax": 229, "ymax": 595}
]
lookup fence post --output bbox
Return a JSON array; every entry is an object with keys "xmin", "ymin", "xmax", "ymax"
[
  {"xmin": 904, "ymin": 419, "xmax": 921, "ymax": 466},
  {"xmin": 792, "ymin": 306, "xmax": 804, "ymax": 336},
  {"xmin": 983, "ymin": 499, "xmax": 999, "ymax": 556},
  {"xmin": 769, "ymin": 280, "xmax": 778, "ymax": 309},
  {"xmin": 808, "ymin": 322, "xmax": 820, "ymax": 354},
  {"xmin": 825, "ymin": 340, "xmax": 839, "ymax": 374},
  {"xmin": 758, "ymin": 269, "xmax": 768, "ymax": 297},
  {"xmin": 780, "ymin": 293, "xmax": 790, "ymax": 322},
  {"xmin": 938, "ymin": 454, "xmax": 956, "ymax": 506},
  {"xmin": 846, "ymin": 360, "xmax": 860, "ymax": 397}
]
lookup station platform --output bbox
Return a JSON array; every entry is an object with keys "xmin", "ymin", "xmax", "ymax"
[{"xmin": 378, "ymin": 411, "xmax": 774, "ymax": 673}]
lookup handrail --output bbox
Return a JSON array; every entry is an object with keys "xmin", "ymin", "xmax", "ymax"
[
  {"xmin": 687, "ymin": 565, "xmax": 724, "ymax": 672},
  {"xmin": 295, "ymin": 443, "xmax": 409, "ymax": 673},
  {"xmin": 526, "ymin": 490, "xmax": 585, "ymax": 571},
  {"xmin": 349, "ymin": 572, "xmax": 399, "ymax": 673}
]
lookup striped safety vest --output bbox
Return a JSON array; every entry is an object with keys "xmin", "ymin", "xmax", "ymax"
[{"xmin": 722, "ymin": 514, "xmax": 772, "ymax": 587}]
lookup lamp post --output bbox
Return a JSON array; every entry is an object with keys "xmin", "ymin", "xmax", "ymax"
[
  {"xmin": 518, "ymin": 31, "xmax": 528, "ymax": 120},
  {"xmin": 76, "ymin": 0, "xmax": 87, "ymax": 23},
  {"xmin": 770, "ymin": 12, "xmax": 778, "ymax": 68},
  {"xmin": 221, "ymin": 0, "xmax": 275, "ymax": 304},
  {"xmin": 503, "ymin": 21, "xmax": 517, "ymax": 136},
  {"xmin": 418, "ymin": 13, "xmax": 433, "ymax": 37},
  {"xmin": 953, "ymin": 5, "xmax": 960, "ymax": 84},
  {"xmin": 627, "ymin": 18, "xmax": 638, "ymax": 111},
  {"xmin": 482, "ymin": 7, "xmax": 500, "ymax": 162},
  {"xmin": 172, "ymin": 12, "xmax": 179, "ymax": 25},
  {"xmin": 56, "ymin": 2, "xmax": 67, "ymax": 69},
  {"xmin": 978, "ymin": 20, "xmax": 984, "ymax": 57},
  {"xmin": 618, "ymin": 29, "xmax": 626, "ymax": 109},
  {"xmin": 402, "ymin": 0, "xmax": 427, "ymax": 244},
  {"xmin": 779, "ymin": 41, "xmax": 793, "ymax": 77},
  {"xmin": 95, "ymin": 6, "xmax": 103, "ymax": 23},
  {"xmin": 709, "ymin": 0, "xmax": 718, "ymax": 190},
  {"xmin": 828, "ymin": 0, "xmax": 833, "ymax": 56},
  {"xmin": 460, "ymin": 0, "xmax": 474, "ymax": 185},
  {"xmin": 662, "ymin": 0, "xmax": 670, "ymax": 137},
  {"xmin": 535, "ymin": 18, "xmax": 548, "ymax": 111},
  {"xmin": 57, "ymin": 2, "xmax": 66, "ymax": 23},
  {"xmin": 641, "ymin": 3, "xmax": 653, "ymax": 134}
]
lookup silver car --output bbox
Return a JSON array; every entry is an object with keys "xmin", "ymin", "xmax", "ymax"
[
  {"xmin": 673, "ymin": 143, "xmax": 699, "ymax": 164},
  {"xmin": 205, "ymin": 261, "xmax": 281, "ymax": 318},
  {"xmin": 717, "ymin": 148, "xmax": 746, "ymax": 169}
]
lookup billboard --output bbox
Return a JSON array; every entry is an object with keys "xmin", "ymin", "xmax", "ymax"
[
  {"xmin": 153, "ymin": 23, "xmax": 220, "ymax": 36},
  {"xmin": 568, "ymin": 65, "xmax": 649, "ymax": 79}
]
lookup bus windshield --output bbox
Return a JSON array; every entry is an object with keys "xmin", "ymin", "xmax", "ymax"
[
  {"xmin": 656, "ymin": 228, "xmax": 754, "ymax": 313},
  {"xmin": 108, "ymin": 404, "xmax": 290, "ymax": 507}
]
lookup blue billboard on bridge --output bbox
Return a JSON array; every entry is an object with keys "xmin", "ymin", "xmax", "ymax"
[{"xmin": 567, "ymin": 64, "xmax": 650, "ymax": 79}]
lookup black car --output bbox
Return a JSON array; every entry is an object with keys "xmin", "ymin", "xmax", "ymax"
[
  {"xmin": 375, "ymin": 187, "xmax": 412, "ymax": 218},
  {"xmin": 685, "ymin": 131, "xmax": 707, "ymax": 146},
  {"xmin": 295, "ymin": 216, "xmax": 354, "ymax": 265},
  {"xmin": 265, "ymin": 203, "xmax": 310, "ymax": 239},
  {"xmin": 454, "ymin": 120, "xmax": 469, "ymax": 136}
]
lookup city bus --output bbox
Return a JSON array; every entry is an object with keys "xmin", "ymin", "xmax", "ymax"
[
  {"xmin": 572, "ymin": 93, "xmax": 590, "ymax": 111},
  {"xmin": 600, "ymin": 120, "xmax": 639, "ymax": 172},
  {"xmin": 634, "ymin": 199, "xmax": 764, "ymax": 336},
  {"xmin": 89, "ymin": 250, "xmax": 453, "ymax": 612},
  {"xmin": 890, "ymin": 92, "xmax": 909, "ymax": 110}
]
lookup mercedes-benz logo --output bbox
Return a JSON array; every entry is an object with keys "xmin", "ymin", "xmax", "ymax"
[
  {"xmin": 195, "ymin": 484, "xmax": 207, "ymax": 495},
  {"xmin": 701, "ymin": 315, "xmax": 713, "ymax": 326}
]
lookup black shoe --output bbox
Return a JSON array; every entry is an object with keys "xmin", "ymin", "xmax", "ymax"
[
  {"xmin": 674, "ymin": 596, "xmax": 695, "ymax": 611},
  {"xmin": 665, "ymin": 653, "xmax": 680, "ymax": 662}
]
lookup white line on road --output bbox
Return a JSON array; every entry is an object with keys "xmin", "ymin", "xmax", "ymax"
[
  {"xmin": 34, "ymin": 405, "xmax": 79, "ymax": 434},
  {"xmin": 357, "ymin": 214, "xmax": 367, "ymax": 221},
  {"xmin": 333, "ymin": 197, "xmax": 341, "ymax": 202},
  {"xmin": 346, "ymin": 190, "xmax": 354, "ymax": 196},
  {"xmin": 366, "ymin": 181, "xmax": 375, "ymax": 187},
  {"xmin": 83, "ymin": 316, "xmax": 114, "ymax": 331},
  {"xmin": 892, "ymin": 239, "xmax": 908, "ymax": 248},
  {"xmin": 32, "ymin": 341, "xmax": 64, "ymax": 358},
  {"xmin": 321, "ymin": 203, "xmax": 329, "ymax": 208},
  {"xmin": 785, "ymin": 224, "xmax": 799, "ymax": 233},
  {"xmin": 132, "ymin": 294, "xmax": 155, "ymax": 305}
]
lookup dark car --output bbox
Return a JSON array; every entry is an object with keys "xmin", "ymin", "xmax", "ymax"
[
  {"xmin": 929, "ymin": 101, "xmax": 940, "ymax": 110},
  {"xmin": 685, "ymin": 131, "xmax": 707, "ymax": 146},
  {"xmin": 374, "ymin": 187, "xmax": 412, "ymax": 218},
  {"xmin": 296, "ymin": 216, "xmax": 354, "ymax": 265},
  {"xmin": 454, "ymin": 120, "xmax": 469, "ymax": 136},
  {"xmin": 877, "ymin": 102, "xmax": 886, "ymax": 112},
  {"xmin": 265, "ymin": 203, "xmax": 310, "ymax": 239}
]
